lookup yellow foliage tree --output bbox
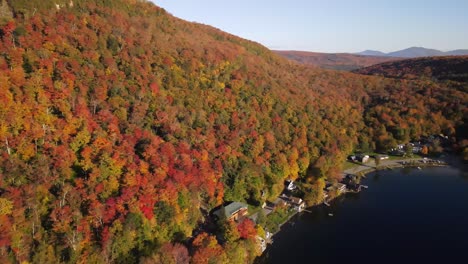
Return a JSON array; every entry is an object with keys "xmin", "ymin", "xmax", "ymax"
[{"xmin": 0, "ymin": 198, "xmax": 13, "ymax": 215}]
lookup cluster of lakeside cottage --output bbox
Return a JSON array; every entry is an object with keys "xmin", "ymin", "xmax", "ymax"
[
  {"xmin": 205, "ymin": 136, "xmax": 450, "ymax": 253},
  {"xmin": 390, "ymin": 134, "xmax": 449, "ymax": 156},
  {"xmin": 210, "ymin": 180, "xmax": 308, "ymax": 252},
  {"xmin": 209, "ymin": 176, "xmax": 369, "ymax": 252}
]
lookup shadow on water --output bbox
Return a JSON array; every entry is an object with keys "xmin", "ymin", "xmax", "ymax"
[
  {"xmin": 344, "ymin": 192, "xmax": 362, "ymax": 201},
  {"xmin": 401, "ymin": 166, "xmax": 412, "ymax": 175},
  {"xmin": 372, "ymin": 172, "xmax": 381, "ymax": 182},
  {"xmin": 441, "ymin": 153, "xmax": 468, "ymax": 180},
  {"xmin": 460, "ymin": 170, "xmax": 468, "ymax": 181}
]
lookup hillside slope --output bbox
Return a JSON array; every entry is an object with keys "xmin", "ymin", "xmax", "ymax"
[
  {"xmin": 355, "ymin": 56, "xmax": 468, "ymax": 151},
  {"xmin": 0, "ymin": 1, "xmax": 371, "ymax": 262},
  {"xmin": 355, "ymin": 56, "xmax": 468, "ymax": 82},
  {"xmin": 0, "ymin": 1, "xmax": 466, "ymax": 263},
  {"xmin": 274, "ymin": 50, "xmax": 398, "ymax": 71}
]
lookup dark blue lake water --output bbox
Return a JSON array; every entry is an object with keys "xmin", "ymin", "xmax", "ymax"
[{"xmin": 257, "ymin": 166, "xmax": 468, "ymax": 264}]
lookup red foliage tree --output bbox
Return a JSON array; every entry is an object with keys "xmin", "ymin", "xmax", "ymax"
[{"xmin": 237, "ymin": 218, "xmax": 257, "ymax": 239}]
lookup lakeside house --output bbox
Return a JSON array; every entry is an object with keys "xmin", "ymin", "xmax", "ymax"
[
  {"xmin": 288, "ymin": 196, "xmax": 305, "ymax": 212},
  {"xmin": 337, "ymin": 183, "xmax": 347, "ymax": 193},
  {"xmin": 325, "ymin": 182, "xmax": 347, "ymax": 194},
  {"xmin": 376, "ymin": 154, "xmax": 389, "ymax": 160},
  {"xmin": 285, "ymin": 180, "xmax": 297, "ymax": 191},
  {"xmin": 341, "ymin": 174, "xmax": 365, "ymax": 192},
  {"xmin": 341, "ymin": 174, "xmax": 356, "ymax": 185},
  {"xmin": 213, "ymin": 202, "xmax": 248, "ymax": 222},
  {"xmin": 410, "ymin": 142, "xmax": 423, "ymax": 153},
  {"xmin": 390, "ymin": 136, "xmax": 449, "ymax": 155},
  {"xmin": 257, "ymin": 236, "xmax": 267, "ymax": 252},
  {"xmin": 267, "ymin": 197, "xmax": 288, "ymax": 210},
  {"xmin": 346, "ymin": 174, "xmax": 358, "ymax": 181},
  {"xmin": 356, "ymin": 154, "xmax": 370, "ymax": 163},
  {"xmin": 256, "ymin": 230, "xmax": 274, "ymax": 253},
  {"xmin": 390, "ymin": 144, "xmax": 407, "ymax": 155}
]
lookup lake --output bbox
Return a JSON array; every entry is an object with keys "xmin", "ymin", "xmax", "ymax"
[{"xmin": 256, "ymin": 166, "xmax": 468, "ymax": 264}]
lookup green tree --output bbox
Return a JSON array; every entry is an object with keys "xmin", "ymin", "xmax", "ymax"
[
  {"xmin": 256, "ymin": 208, "xmax": 267, "ymax": 227},
  {"xmin": 220, "ymin": 220, "xmax": 240, "ymax": 243},
  {"xmin": 404, "ymin": 143, "xmax": 413, "ymax": 157}
]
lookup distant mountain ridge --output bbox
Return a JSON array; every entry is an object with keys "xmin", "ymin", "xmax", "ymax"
[
  {"xmin": 357, "ymin": 50, "xmax": 387, "ymax": 56},
  {"xmin": 274, "ymin": 50, "xmax": 398, "ymax": 71},
  {"xmin": 356, "ymin": 47, "xmax": 468, "ymax": 58}
]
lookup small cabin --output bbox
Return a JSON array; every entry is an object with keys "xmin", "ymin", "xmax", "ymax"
[
  {"xmin": 257, "ymin": 236, "xmax": 267, "ymax": 252},
  {"xmin": 336, "ymin": 183, "xmax": 346, "ymax": 193},
  {"xmin": 213, "ymin": 202, "xmax": 248, "ymax": 222},
  {"xmin": 326, "ymin": 183, "xmax": 347, "ymax": 194},
  {"xmin": 269, "ymin": 197, "xmax": 287, "ymax": 209},
  {"xmin": 356, "ymin": 154, "xmax": 369, "ymax": 163},
  {"xmin": 285, "ymin": 180, "xmax": 297, "ymax": 191},
  {"xmin": 376, "ymin": 154, "xmax": 389, "ymax": 160},
  {"xmin": 289, "ymin": 196, "xmax": 305, "ymax": 212}
]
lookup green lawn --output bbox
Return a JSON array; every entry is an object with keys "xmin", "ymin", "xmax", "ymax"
[
  {"xmin": 343, "ymin": 160, "xmax": 360, "ymax": 170},
  {"xmin": 247, "ymin": 204, "xmax": 263, "ymax": 216},
  {"xmin": 387, "ymin": 153, "xmax": 423, "ymax": 160},
  {"xmin": 264, "ymin": 207, "xmax": 294, "ymax": 233},
  {"xmin": 343, "ymin": 153, "xmax": 425, "ymax": 172}
]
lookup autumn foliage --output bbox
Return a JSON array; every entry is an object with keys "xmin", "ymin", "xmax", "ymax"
[
  {"xmin": 238, "ymin": 219, "xmax": 257, "ymax": 240},
  {"xmin": 0, "ymin": 0, "xmax": 466, "ymax": 263}
]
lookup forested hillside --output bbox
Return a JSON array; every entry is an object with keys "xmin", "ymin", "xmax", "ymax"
[
  {"xmin": 0, "ymin": 0, "xmax": 466, "ymax": 263},
  {"xmin": 355, "ymin": 56, "xmax": 468, "ymax": 82},
  {"xmin": 355, "ymin": 56, "xmax": 468, "ymax": 157}
]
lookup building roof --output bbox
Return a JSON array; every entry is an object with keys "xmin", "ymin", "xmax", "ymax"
[
  {"xmin": 326, "ymin": 183, "xmax": 347, "ymax": 192},
  {"xmin": 376, "ymin": 154, "xmax": 389, "ymax": 158},
  {"xmin": 214, "ymin": 202, "xmax": 248, "ymax": 219},
  {"xmin": 289, "ymin": 197, "xmax": 303, "ymax": 205}
]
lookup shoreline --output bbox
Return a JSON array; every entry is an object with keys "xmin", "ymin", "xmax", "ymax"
[
  {"xmin": 343, "ymin": 157, "xmax": 448, "ymax": 177},
  {"xmin": 264, "ymin": 157, "xmax": 449, "ymax": 243},
  {"xmin": 256, "ymin": 163, "xmax": 466, "ymax": 263}
]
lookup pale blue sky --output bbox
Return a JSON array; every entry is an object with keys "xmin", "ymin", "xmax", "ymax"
[{"xmin": 152, "ymin": 0, "xmax": 468, "ymax": 53}]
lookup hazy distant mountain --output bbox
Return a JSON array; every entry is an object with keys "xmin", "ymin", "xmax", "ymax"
[
  {"xmin": 387, "ymin": 47, "xmax": 444, "ymax": 58},
  {"xmin": 446, "ymin": 49, "xmax": 468, "ymax": 56},
  {"xmin": 356, "ymin": 47, "xmax": 468, "ymax": 58},
  {"xmin": 356, "ymin": 50, "xmax": 387, "ymax": 56}
]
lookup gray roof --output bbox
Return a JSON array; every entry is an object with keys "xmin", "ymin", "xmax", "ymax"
[
  {"xmin": 289, "ymin": 197, "xmax": 303, "ymax": 205},
  {"xmin": 214, "ymin": 202, "xmax": 248, "ymax": 219}
]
